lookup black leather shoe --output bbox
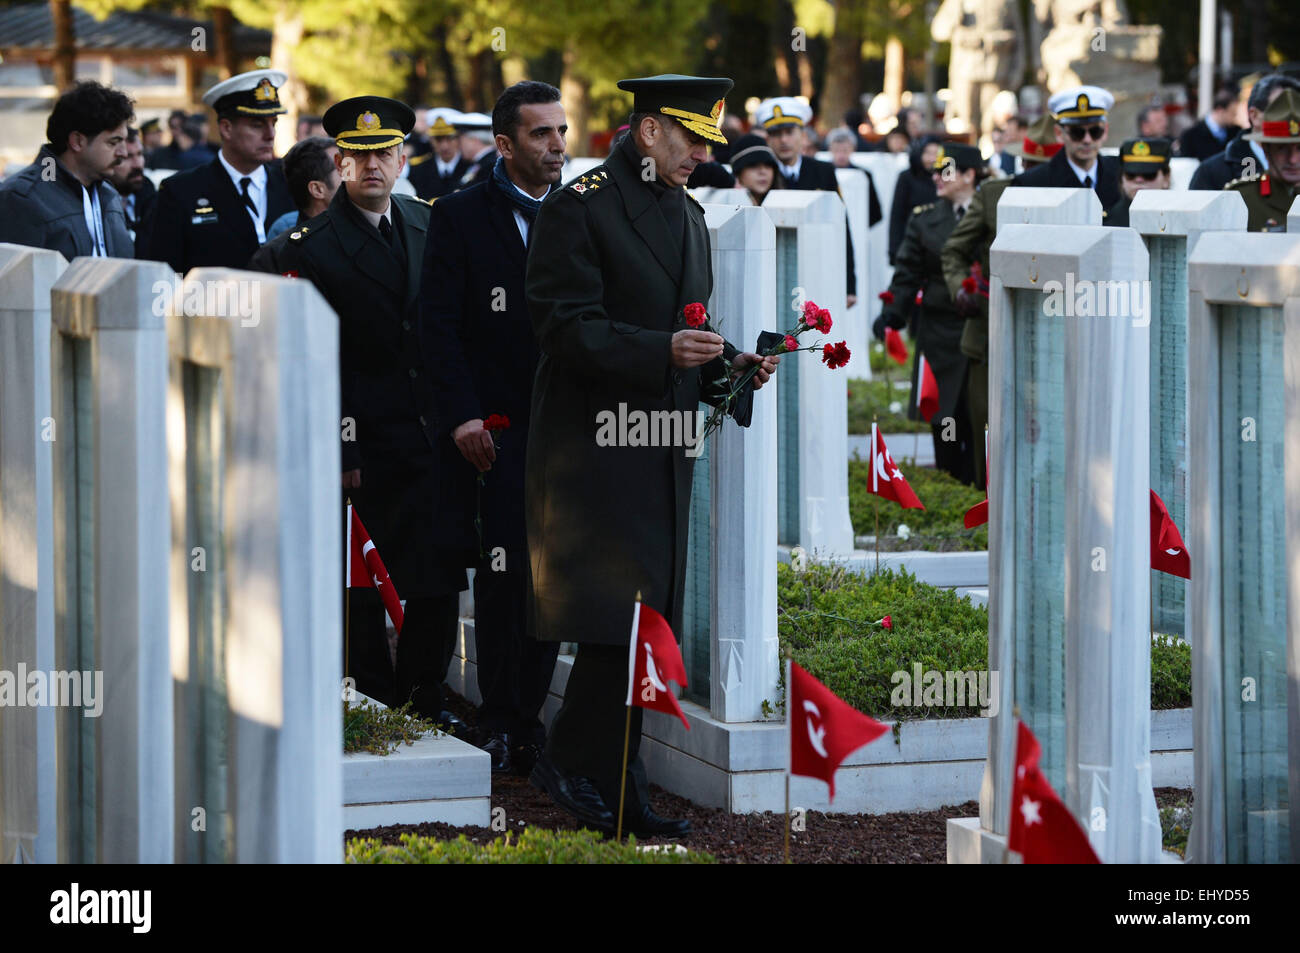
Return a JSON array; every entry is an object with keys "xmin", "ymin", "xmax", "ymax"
[
  {"xmin": 437, "ymin": 709, "xmax": 467, "ymax": 737},
  {"xmin": 511, "ymin": 741, "xmax": 543, "ymax": 777},
  {"xmin": 481, "ymin": 731, "xmax": 512, "ymax": 774},
  {"xmin": 620, "ymin": 803, "xmax": 692, "ymax": 839},
  {"xmin": 529, "ymin": 754, "xmax": 615, "ymax": 830}
]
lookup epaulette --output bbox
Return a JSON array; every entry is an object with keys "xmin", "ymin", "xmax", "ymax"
[
  {"xmin": 426, "ymin": 196, "xmax": 437, "ymax": 206},
  {"xmin": 1224, "ymin": 173, "xmax": 1260, "ymax": 189},
  {"xmin": 914, "ymin": 202, "xmax": 935, "ymax": 215},
  {"xmin": 288, "ymin": 224, "xmax": 315, "ymax": 242},
  {"xmin": 408, "ymin": 153, "xmax": 431, "ymax": 166},
  {"xmin": 686, "ymin": 189, "xmax": 704, "ymax": 208},
  {"xmin": 568, "ymin": 168, "xmax": 610, "ymax": 196}
]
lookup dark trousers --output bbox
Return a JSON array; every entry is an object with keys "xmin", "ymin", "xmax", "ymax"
[
  {"xmin": 394, "ymin": 594, "xmax": 460, "ymax": 720},
  {"xmin": 967, "ymin": 359, "xmax": 988, "ymax": 490},
  {"xmin": 546, "ymin": 643, "xmax": 650, "ymax": 811},
  {"xmin": 474, "ymin": 553, "xmax": 559, "ymax": 744},
  {"xmin": 932, "ymin": 365, "xmax": 976, "ymax": 486},
  {"xmin": 345, "ymin": 587, "xmax": 395, "ymax": 704}
]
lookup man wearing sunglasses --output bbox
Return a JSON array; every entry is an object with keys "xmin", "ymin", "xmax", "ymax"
[
  {"xmin": 1105, "ymin": 137, "xmax": 1172, "ymax": 227},
  {"xmin": 1012, "ymin": 85, "xmax": 1121, "ymax": 217}
]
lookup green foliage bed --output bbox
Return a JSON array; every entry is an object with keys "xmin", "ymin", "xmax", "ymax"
[
  {"xmin": 775, "ymin": 563, "xmax": 1192, "ymax": 720},
  {"xmin": 848, "ymin": 461, "xmax": 988, "ymax": 551},
  {"xmin": 847, "ymin": 376, "xmax": 929, "ymax": 434},
  {"xmin": 346, "ymin": 828, "xmax": 716, "ymax": 864}
]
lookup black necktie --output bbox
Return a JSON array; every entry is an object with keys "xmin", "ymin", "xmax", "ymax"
[
  {"xmin": 378, "ymin": 216, "xmax": 393, "ymax": 245},
  {"xmin": 955, "ymin": 205, "xmax": 965, "ymax": 222},
  {"xmin": 1082, "ymin": 175, "xmax": 1093, "ymax": 189},
  {"xmin": 239, "ymin": 176, "xmax": 257, "ymax": 213}
]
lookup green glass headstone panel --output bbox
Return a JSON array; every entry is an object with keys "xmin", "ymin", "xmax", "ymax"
[
  {"xmin": 776, "ymin": 230, "xmax": 800, "ymax": 545},
  {"xmin": 1148, "ymin": 236, "xmax": 1188, "ymax": 637},
  {"xmin": 56, "ymin": 335, "xmax": 95, "ymax": 863},
  {"xmin": 681, "ymin": 440, "xmax": 711, "ymax": 706},
  {"xmin": 1217, "ymin": 303, "xmax": 1290, "ymax": 863},
  {"xmin": 181, "ymin": 360, "xmax": 231, "ymax": 863},
  {"xmin": 1011, "ymin": 289, "xmax": 1066, "ymax": 793}
]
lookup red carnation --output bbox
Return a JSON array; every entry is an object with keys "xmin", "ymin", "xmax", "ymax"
[
  {"xmin": 784, "ymin": 334, "xmax": 799, "ymax": 352},
  {"xmin": 816, "ymin": 308, "xmax": 833, "ymax": 333},
  {"xmin": 914, "ymin": 290, "xmax": 923, "ymax": 305},
  {"xmin": 878, "ymin": 290, "xmax": 895, "ymax": 305},
  {"xmin": 483, "ymin": 413, "xmax": 511, "ymax": 433},
  {"xmin": 821, "ymin": 341, "xmax": 851, "ymax": 370},
  {"xmin": 802, "ymin": 299, "xmax": 820, "ymax": 322},
  {"xmin": 961, "ymin": 276, "xmax": 977, "ymax": 294},
  {"xmin": 684, "ymin": 302, "xmax": 707, "ymax": 328},
  {"xmin": 879, "ymin": 615, "xmax": 892, "ymax": 629}
]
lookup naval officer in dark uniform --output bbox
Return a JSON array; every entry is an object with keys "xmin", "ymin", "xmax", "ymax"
[
  {"xmin": 408, "ymin": 108, "xmax": 471, "ymax": 200},
  {"xmin": 524, "ymin": 74, "xmax": 779, "ymax": 837},
  {"xmin": 141, "ymin": 69, "xmax": 294, "ymax": 272},
  {"xmin": 1012, "ymin": 85, "xmax": 1122, "ymax": 218},
  {"xmin": 278, "ymin": 96, "xmax": 467, "ymax": 726}
]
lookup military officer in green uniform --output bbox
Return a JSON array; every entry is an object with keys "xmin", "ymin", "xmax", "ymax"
[
  {"xmin": 524, "ymin": 74, "xmax": 779, "ymax": 837},
  {"xmin": 938, "ymin": 116, "xmax": 1059, "ymax": 489},
  {"xmin": 874, "ymin": 142, "xmax": 987, "ymax": 486},
  {"xmin": 1224, "ymin": 88, "xmax": 1300, "ymax": 231},
  {"xmin": 1106, "ymin": 137, "xmax": 1172, "ymax": 227},
  {"xmin": 278, "ymin": 96, "xmax": 468, "ymax": 729}
]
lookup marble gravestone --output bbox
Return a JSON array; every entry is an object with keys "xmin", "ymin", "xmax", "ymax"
[
  {"xmin": 167, "ymin": 268, "xmax": 343, "ymax": 863},
  {"xmin": 49, "ymin": 257, "xmax": 176, "ymax": 864},
  {"xmin": 0, "ymin": 244, "xmax": 66, "ymax": 864},
  {"xmin": 1128, "ymin": 189, "xmax": 1248, "ymax": 638},
  {"xmin": 834, "ymin": 166, "xmax": 871, "ymax": 375},
  {"xmin": 1186, "ymin": 232, "xmax": 1300, "ymax": 864},
  {"xmin": 758, "ymin": 189, "xmax": 853, "ymax": 560}
]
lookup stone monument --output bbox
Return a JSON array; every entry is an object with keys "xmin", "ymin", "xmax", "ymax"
[{"xmin": 932, "ymin": 0, "xmax": 1027, "ymax": 137}]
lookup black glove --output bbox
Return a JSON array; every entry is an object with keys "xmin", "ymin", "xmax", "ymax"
[
  {"xmin": 872, "ymin": 310, "xmax": 905, "ymax": 342},
  {"xmin": 729, "ymin": 330, "xmax": 785, "ymax": 428}
]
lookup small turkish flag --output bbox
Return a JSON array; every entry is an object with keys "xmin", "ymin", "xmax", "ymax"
[
  {"xmin": 348, "ymin": 504, "xmax": 404, "ymax": 634},
  {"xmin": 625, "ymin": 598, "xmax": 690, "ymax": 731},
  {"xmin": 916, "ymin": 354, "xmax": 940, "ymax": 423},
  {"xmin": 884, "ymin": 327, "xmax": 908, "ymax": 365},
  {"xmin": 788, "ymin": 661, "xmax": 888, "ymax": 801},
  {"xmin": 964, "ymin": 499, "xmax": 988, "ymax": 528},
  {"xmin": 869, "ymin": 422, "xmax": 924, "ymax": 510},
  {"xmin": 1008, "ymin": 721, "xmax": 1101, "ymax": 864},
  {"xmin": 1150, "ymin": 489, "xmax": 1190, "ymax": 579}
]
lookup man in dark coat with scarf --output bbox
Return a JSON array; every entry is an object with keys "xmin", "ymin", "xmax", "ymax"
[
  {"xmin": 524, "ymin": 74, "xmax": 779, "ymax": 837},
  {"xmin": 420, "ymin": 81, "xmax": 567, "ymax": 777}
]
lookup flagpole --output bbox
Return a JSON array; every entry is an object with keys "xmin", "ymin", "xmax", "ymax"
[
  {"xmin": 784, "ymin": 651, "xmax": 792, "ymax": 865},
  {"xmin": 616, "ymin": 592, "xmax": 642, "ymax": 841},
  {"xmin": 872, "ymin": 417, "xmax": 880, "ymax": 575},
  {"xmin": 914, "ymin": 356, "xmax": 922, "ymax": 463},
  {"xmin": 344, "ymin": 498, "xmax": 352, "ymax": 688}
]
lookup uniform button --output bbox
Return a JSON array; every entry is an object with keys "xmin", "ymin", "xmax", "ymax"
[
  {"xmin": 402, "ymin": 320, "xmax": 411, "ymax": 330},
  {"xmin": 419, "ymin": 415, "xmax": 427, "ymax": 426},
  {"xmin": 408, "ymin": 368, "xmax": 418, "ymax": 379},
  {"xmin": 673, "ymin": 372, "xmax": 682, "ymax": 385}
]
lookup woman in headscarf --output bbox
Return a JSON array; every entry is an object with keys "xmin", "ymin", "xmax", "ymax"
[
  {"xmin": 887, "ymin": 134, "xmax": 941, "ymax": 264},
  {"xmin": 728, "ymin": 133, "xmax": 783, "ymax": 206}
]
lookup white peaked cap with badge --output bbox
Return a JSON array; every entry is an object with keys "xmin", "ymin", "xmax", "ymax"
[
  {"xmin": 756, "ymin": 96, "xmax": 813, "ymax": 129},
  {"xmin": 425, "ymin": 107, "xmax": 464, "ymax": 137},
  {"xmin": 455, "ymin": 111, "xmax": 493, "ymax": 131},
  {"xmin": 1048, "ymin": 85, "xmax": 1114, "ymax": 123},
  {"xmin": 201, "ymin": 68, "xmax": 288, "ymax": 114}
]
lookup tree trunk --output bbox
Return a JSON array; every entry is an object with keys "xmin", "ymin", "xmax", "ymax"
[
  {"xmin": 467, "ymin": 43, "xmax": 485, "ymax": 112},
  {"xmin": 821, "ymin": 0, "xmax": 865, "ymax": 126},
  {"xmin": 211, "ymin": 6, "xmax": 237, "ymax": 79},
  {"xmin": 560, "ymin": 45, "xmax": 589, "ymax": 156},
  {"xmin": 51, "ymin": 0, "xmax": 75, "ymax": 92},
  {"xmin": 883, "ymin": 35, "xmax": 905, "ymax": 114},
  {"xmin": 270, "ymin": 3, "xmax": 304, "ymax": 157},
  {"xmin": 770, "ymin": 0, "xmax": 795, "ymax": 94},
  {"xmin": 435, "ymin": 22, "xmax": 464, "ymax": 109}
]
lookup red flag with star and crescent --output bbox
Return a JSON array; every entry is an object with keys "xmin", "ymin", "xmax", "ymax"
[
  {"xmin": 884, "ymin": 327, "xmax": 909, "ymax": 365},
  {"xmin": 869, "ymin": 422, "xmax": 925, "ymax": 510},
  {"xmin": 1007, "ymin": 720, "xmax": 1101, "ymax": 863},
  {"xmin": 916, "ymin": 354, "xmax": 940, "ymax": 423},
  {"xmin": 788, "ymin": 661, "xmax": 889, "ymax": 801},
  {"xmin": 625, "ymin": 598, "xmax": 690, "ymax": 730},
  {"xmin": 1150, "ymin": 489, "xmax": 1190, "ymax": 579},
  {"xmin": 348, "ymin": 503, "xmax": 404, "ymax": 634}
]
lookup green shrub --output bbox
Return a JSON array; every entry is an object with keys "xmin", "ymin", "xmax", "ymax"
[
  {"xmin": 847, "ymin": 376, "xmax": 929, "ymax": 435},
  {"xmin": 773, "ymin": 562, "xmax": 1193, "ymax": 719},
  {"xmin": 1159, "ymin": 797, "xmax": 1191, "ymax": 858},
  {"xmin": 848, "ymin": 460, "xmax": 988, "ymax": 551},
  {"xmin": 345, "ymin": 827, "xmax": 716, "ymax": 864},
  {"xmin": 343, "ymin": 699, "xmax": 437, "ymax": 755}
]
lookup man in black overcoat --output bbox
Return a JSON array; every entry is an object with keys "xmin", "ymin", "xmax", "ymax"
[
  {"xmin": 278, "ymin": 96, "xmax": 467, "ymax": 725},
  {"xmin": 419, "ymin": 81, "xmax": 567, "ymax": 776},
  {"xmin": 524, "ymin": 74, "xmax": 779, "ymax": 837},
  {"xmin": 141, "ymin": 69, "xmax": 294, "ymax": 272},
  {"xmin": 1013, "ymin": 86, "xmax": 1122, "ymax": 218}
]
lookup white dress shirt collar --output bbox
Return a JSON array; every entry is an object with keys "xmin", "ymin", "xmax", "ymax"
[
  {"xmin": 1066, "ymin": 155, "xmax": 1099, "ymax": 186},
  {"xmin": 351, "ymin": 198, "xmax": 392, "ymax": 232}
]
